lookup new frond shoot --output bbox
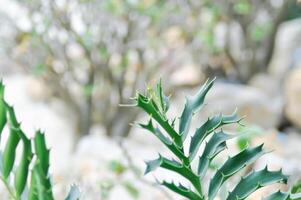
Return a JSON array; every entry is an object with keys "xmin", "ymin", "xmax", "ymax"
[{"xmin": 131, "ymin": 78, "xmax": 300, "ymax": 200}]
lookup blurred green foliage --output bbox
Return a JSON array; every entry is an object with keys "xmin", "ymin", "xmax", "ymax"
[
  {"xmin": 292, "ymin": 179, "xmax": 301, "ymax": 193},
  {"xmin": 236, "ymin": 125, "xmax": 264, "ymax": 150},
  {"xmin": 100, "ymin": 160, "xmax": 140, "ymax": 199}
]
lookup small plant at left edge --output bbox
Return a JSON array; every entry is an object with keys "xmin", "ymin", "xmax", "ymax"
[{"xmin": 0, "ymin": 80, "xmax": 80, "ymax": 200}]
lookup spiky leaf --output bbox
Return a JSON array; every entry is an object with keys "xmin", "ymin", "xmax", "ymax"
[
  {"xmin": 0, "ymin": 81, "xmax": 6, "ymax": 134},
  {"xmin": 2, "ymin": 106, "xmax": 21, "ymax": 178},
  {"xmin": 145, "ymin": 155, "xmax": 201, "ymax": 193},
  {"xmin": 227, "ymin": 168, "xmax": 288, "ymax": 200},
  {"xmin": 189, "ymin": 111, "xmax": 241, "ymax": 160},
  {"xmin": 179, "ymin": 79, "xmax": 214, "ymax": 141},
  {"xmin": 179, "ymin": 80, "xmax": 214, "ymax": 141},
  {"xmin": 29, "ymin": 165, "xmax": 52, "ymax": 200},
  {"xmin": 30, "ymin": 130, "xmax": 53, "ymax": 199},
  {"xmin": 15, "ymin": 138, "xmax": 33, "ymax": 197},
  {"xmin": 292, "ymin": 178, "xmax": 301, "ymax": 194},
  {"xmin": 161, "ymin": 181, "xmax": 203, "ymax": 200},
  {"xmin": 34, "ymin": 130, "xmax": 50, "ymax": 175},
  {"xmin": 263, "ymin": 191, "xmax": 289, "ymax": 200},
  {"xmin": 153, "ymin": 79, "xmax": 170, "ymax": 115},
  {"xmin": 136, "ymin": 93, "xmax": 182, "ymax": 147},
  {"xmin": 139, "ymin": 119, "xmax": 185, "ymax": 160},
  {"xmin": 208, "ymin": 144, "xmax": 265, "ymax": 200},
  {"xmin": 198, "ymin": 131, "xmax": 236, "ymax": 178}
]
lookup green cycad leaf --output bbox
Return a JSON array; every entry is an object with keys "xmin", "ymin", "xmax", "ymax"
[
  {"xmin": 2, "ymin": 106, "xmax": 21, "ymax": 178},
  {"xmin": 208, "ymin": 144, "xmax": 265, "ymax": 200},
  {"xmin": 290, "ymin": 180, "xmax": 301, "ymax": 200},
  {"xmin": 145, "ymin": 155, "xmax": 181, "ymax": 174},
  {"xmin": 31, "ymin": 130, "xmax": 53, "ymax": 199},
  {"xmin": 179, "ymin": 79, "xmax": 214, "ymax": 141},
  {"xmin": 15, "ymin": 137, "xmax": 33, "ymax": 197},
  {"xmin": 189, "ymin": 111, "xmax": 241, "ymax": 160},
  {"xmin": 198, "ymin": 131, "xmax": 236, "ymax": 178},
  {"xmin": 29, "ymin": 162, "xmax": 53, "ymax": 200},
  {"xmin": 6, "ymin": 104, "xmax": 19, "ymax": 127},
  {"xmin": 292, "ymin": 178, "xmax": 301, "ymax": 194},
  {"xmin": 145, "ymin": 80, "xmax": 170, "ymax": 117},
  {"xmin": 29, "ymin": 131, "xmax": 53, "ymax": 200},
  {"xmin": 227, "ymin": 167, "xmax": 288, "ymax": 200},
  {"xmin": 139, "ymin": 119, "xmax": 171, "ymax": 145},
  {"xmin": 29, "ymin": 165, "xmax": 51, "ymax": 200},
  {"xmin": 136, "ymin": 93, "xmax": 182, "ymax": 147},
  {"xmin": 0, "ymin": 80, "xmax": 4, "ymax": 97},
  {"xmin": 161, "ymin": 181, "xmax": 203, "ymax": 200},
  {"xmin": 0, "ymin": 81, "xmax": 6, "ymax": 134},
  {"xmin": 263, "ymin": 191, "xmax": 289, "ymax": 200},
  {"xmin": 155, "ymin": 79, "xmax": 170, "ymax": 115},
  {"xmin": 138, "ymin": 119, "xmax": 185, "ymax": 160},
  {"xmin": 145, "ymin": 155, "xmax": 201, "ymax": 192},
  {"xmin": 34, "ymin": 130, "xmax": 50, "ymax": 175}
]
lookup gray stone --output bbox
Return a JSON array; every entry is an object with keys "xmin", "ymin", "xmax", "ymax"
[
  {"xmin": 248, "ymin": 73, "xmax": 282, "ymax": 97},
  {"xmin": 268, "ymin": 18, "xmax": 301, "ymax": 79},
  {"xmin": 183, "ymin": 82, "xmax": 283, "ymax": 129},
  {"xmin": 285, "ymin": 67, "xmax": 301, "ymax": 128}
]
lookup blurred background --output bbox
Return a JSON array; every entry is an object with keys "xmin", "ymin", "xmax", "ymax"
[{"xmin": 0, "ymin": 0, "xmax": 301, "ymax": 199}]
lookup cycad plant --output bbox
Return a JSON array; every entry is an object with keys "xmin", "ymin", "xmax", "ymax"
[
  {"xmin": 0, "ymin": 81, "xmax": 53, "ymax": 199},
  {"xmin": 0, "ymin": 81, "xmax": 79, "ymax": 200},
  {"xmin": 131, "ymin": 78, "xmax": 301, "ymax": 200}
]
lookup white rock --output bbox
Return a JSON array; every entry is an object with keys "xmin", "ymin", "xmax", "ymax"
[
  {"xmin": 268, "ymin": 18, "xmax": 301, "ymax": 79},
  {"xmin": 26, "ymin": 76, "xmax": 52, "ymax": 101},
  {"xmin": 248, "ymin": 73, "xmax": 282, "ymax": 97},
  {"xmin": 285, "ymin": 67, "xmax": 301, "ymax": 128},
  {"xmin": 175, "ymin": 82, "xmax": 282, "ymax": 129},
  {"xmin": 0, "ymin": 60, "xmax": 20, "ymax": 75},
  {"xmin": 163, "ymin": 26, "xmax": 185, "ymax": 48},
  {"xmin": 170, "ymin": 64, "xmax": 204, "ymax": 87},
  {"xmin": 76, "ymin": 133, "xmax": 122, "ymax": 162}
]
